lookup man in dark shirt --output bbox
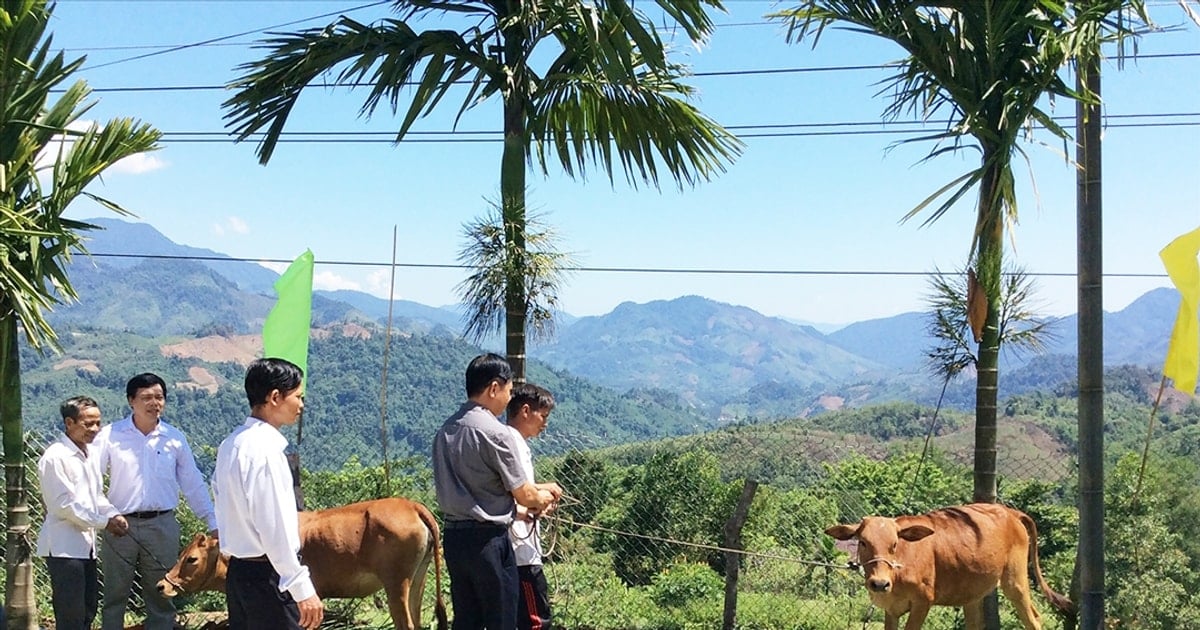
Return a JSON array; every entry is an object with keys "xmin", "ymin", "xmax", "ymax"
[{"xmin": 432, "ymin": 354, "xmax": 562, "ymax": 630}]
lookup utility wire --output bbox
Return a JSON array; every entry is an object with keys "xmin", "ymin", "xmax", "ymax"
[
  {"xmin": 79, "ymin": 0, "xmax": 390, "ymax": 71},
  {"xmin": 87, "ymin": 252, "xmax": 1170, "ymax": 279},
  {"xmin": 145, "ymin": 119, "xmax": 1200, "ymax": 144},
  {"xmin": 70, "ymin": 51, "xmax": 1200, "ymax": 93}
]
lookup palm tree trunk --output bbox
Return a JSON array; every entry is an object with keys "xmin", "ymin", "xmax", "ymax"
[
  {"xmin": 1, "ymin": 311, "xmax": 37, "ymax": 629},
  {"xmin": 500, "ymin": 6, "xmax": 530, "ymax": 383},
  {"xmin": 973, "ymin": 163, "xmax": 1004, "ymax": 506},
  {"xmin": 1075, "ymin": 38, "xmax": 1105, "ymax": 630},
  {"xmin": 973, "ymin": 149, "xmax": 1005, "ymax": 630}
]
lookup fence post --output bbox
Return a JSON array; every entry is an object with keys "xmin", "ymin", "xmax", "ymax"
[{"xmin": 722, "ymin": 479, "xmax": 758, "ymax": 630}]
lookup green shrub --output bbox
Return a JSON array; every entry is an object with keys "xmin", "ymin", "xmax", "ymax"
[{"xmin": 649, "ymin": 563, "xmax": 723, "ymax": 608}]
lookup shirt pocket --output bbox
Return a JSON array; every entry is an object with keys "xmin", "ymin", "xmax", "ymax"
[{"xmin": 152, "ymin": 446, "xmax": 175, "ymax": 480}]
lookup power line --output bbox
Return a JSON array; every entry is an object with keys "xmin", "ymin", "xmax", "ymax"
[
  {"xmin": 145, "ymin": 118, "xmax": 1199, "ymax": 144},
  {"xmin": 87, "ymin": 252, "xmax": 1169, "ymax": 279},
  {"xmin": 79, "ymin": 1, "xmax": 390, "ymax": 71},
  {"xmin": 156, "ymin": 112, "xmax": 1198, "ymax": 134},
  {"xmin": 71, "ymin": 52, "xmax": 1200, "ymax": 94}
]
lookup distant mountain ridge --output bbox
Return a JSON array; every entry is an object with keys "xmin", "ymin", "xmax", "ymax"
[
  {"xmin": 57, "ymin": 218, "xmax": 1187, "ymax": 418},
  {"xmin": 532, "ymin": 296, "xmax": 884, "ymax": 407}
]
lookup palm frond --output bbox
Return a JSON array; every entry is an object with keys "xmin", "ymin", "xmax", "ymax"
[
  {"xmin": 223, "ymin": 17, "xmax": 498, "ymax": 164},
  {"xmin": 924, "ymin": 261, "xmax": 1053, "ymax": 379},
  {"xmin": 1, "ymin": 0, "xmax": 161, "ymax": 350},
  {"xmin": 455, "ymin": 202, "xmax": 576, "ymax": 343}
]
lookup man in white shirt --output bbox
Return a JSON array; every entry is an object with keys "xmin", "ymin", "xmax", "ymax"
[
  {"xmin": 36, "ymin": 396, "xmax": 129, "ymax": 630},
  {"xmin": 213, "ymin": 358, "xmax": 323, "ymax": 630},
  {"xmin": 505, "ymin": 384, "xmax": 559, "ymax": 630},
  {"xmin": 94, "ymin": 373, "xmax": 218, "ymax": 630}
]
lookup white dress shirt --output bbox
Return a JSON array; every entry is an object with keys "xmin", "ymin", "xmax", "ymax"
[
  {"xmin": 507, "ymin": 426, "xmax": 542, "ymax": 567},
  {"xmin": 213, "ymin": 418, "xmax": 315, "ymax": 602},
  {"xmin": 93, "ymin": 416, "xmax": 217, "ymax": 530},
  {"xmin": 36, "ymin": 433, "xmax": 119, "ymax": 558}
]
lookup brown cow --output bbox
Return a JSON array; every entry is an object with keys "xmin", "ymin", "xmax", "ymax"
[
  {"xmin": 826, "ymin": 503, "xmax": 1072, "ymax": 630},
  {"xmin": 157, "ymin": 498, "xmax": 447, "ymax": 630}
]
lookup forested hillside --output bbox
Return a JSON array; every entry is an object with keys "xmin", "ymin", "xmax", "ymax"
[{"xmin": 19, "ymin": 325, "xmax": 710, "ymax": 472}]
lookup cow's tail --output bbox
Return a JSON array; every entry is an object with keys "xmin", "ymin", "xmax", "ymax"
[
  {"xmin": 417, "ymin": 503, "xmax": 449, "ymax": 630},
  {"xmin": 1019, "ymin": 511, "xmax": 1075, "ymax": 615}
]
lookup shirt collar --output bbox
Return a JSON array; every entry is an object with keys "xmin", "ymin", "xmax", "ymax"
[
  {"xmin": 243, "ymin": 417, "xmax": 288, "ymax": 448},
  {"xmin": 119, "ymin": 414, "xmax": 163, "ymax": 436},
  {"xmin": 56, "ymin": 432, "xmax": 88, "ymax": 459}
]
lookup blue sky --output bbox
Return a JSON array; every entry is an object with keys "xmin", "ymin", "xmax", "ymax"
[{"xmin": 49, "ymin": 0, "xmax": 1200, "ymax": 326}]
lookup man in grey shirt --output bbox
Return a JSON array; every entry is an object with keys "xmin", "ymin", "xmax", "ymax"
[{"xmin": 433, "ymin": 354, "xmax": 562, "ymax": 630}]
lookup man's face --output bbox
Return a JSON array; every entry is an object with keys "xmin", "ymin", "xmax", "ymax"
[
  {"xmin": 129, "ymin": 384, "xmax": 166, "ymax": 420},
  {"xmin": 275, "ymin": 386, "xmax": 305, "ymax": 426},
  {"xmin": 66, "ymin": 406, "xmax": 103, "ymax": 446},
  {"xmin": 484, "ymin": 379, "xmax": 513, "ymax": 417},
  {"xmin": 527, "ymin": 406, "xmax": 550, "ymax": 438}
]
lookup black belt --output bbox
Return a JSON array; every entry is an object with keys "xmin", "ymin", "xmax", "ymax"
[
  {"xmin": 124, "ymin": 509, "xmax": 173, "ymax": 519},
  {"xmin": 231, "ymin": 555, "xmax": 269, "ymax": 563},
  {"xmin": 444, "ymin": 520, "xmax": 506, "ymax": 530}
]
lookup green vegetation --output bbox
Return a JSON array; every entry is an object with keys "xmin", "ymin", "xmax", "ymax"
[
  {"xmin": 8, "ymin": 378, "xmax": 1197, "ymax": 629},
  {"xmin": 1, "ymin": 0, "xmax": 163, "ymax": 621},
  {"xmin": 17, "ymin": 327, "xmax": 713, "ymax": 472}
]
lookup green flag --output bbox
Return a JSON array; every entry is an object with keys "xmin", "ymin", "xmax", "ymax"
[{"xmin": 263, "ymin": 249, "xmax": 314, "ymax": 377}]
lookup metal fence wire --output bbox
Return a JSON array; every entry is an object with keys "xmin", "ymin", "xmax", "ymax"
[
  {"xmin": 0, "ymin": 430, "xmax": 151, "ymax": 626},
  {"xmin": 535, "ymin": 423, "xmax": 1080, "ymax": 630},
  {"xmin": 5, "ymin": 414, "xmax": 1191, "ymax": 630}
]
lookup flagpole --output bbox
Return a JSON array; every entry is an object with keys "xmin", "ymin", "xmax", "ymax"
[{"xmin": 379, "ymin": 226, "xmax": 398, "ymax": 495}]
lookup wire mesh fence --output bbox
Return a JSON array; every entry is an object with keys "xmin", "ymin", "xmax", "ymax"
[
  {"xmin": 0, "ymin": 429, "xmax": 160, "ymax": 628},
  {"xmin": 534, "ymin": 423, "xmax": 1080, "ymax": 630},
  {"xmin": 6, "ymin": 412, "xmax": 1195, "ymax": 629}
]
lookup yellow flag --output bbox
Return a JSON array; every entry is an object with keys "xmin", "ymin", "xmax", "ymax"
[{"xmin": 1159, "ymin": 227, "xmax": 1200, "ymax": 395}]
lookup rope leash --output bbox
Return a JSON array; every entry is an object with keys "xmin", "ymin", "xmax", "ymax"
[
  {"xmin": 103, "ymin": 522, "xmax": 176, "ymax": 574},
  {"xmin": 543, "ymin": 514, "xmax": 856, "ymax": 572}
]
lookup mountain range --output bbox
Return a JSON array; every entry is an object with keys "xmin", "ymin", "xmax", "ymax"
[{"xmin": 58, "ymin": 218, "xmax": 1184, "ymax": 418}]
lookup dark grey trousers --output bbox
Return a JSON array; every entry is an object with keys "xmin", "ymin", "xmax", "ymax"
[{"xmin": 45, "ymin": 556, "xmax": 99, "ymax": 630}]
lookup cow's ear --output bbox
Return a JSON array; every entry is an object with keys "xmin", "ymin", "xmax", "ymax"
[
  {"xmin": 898, "ymin": 525, "xmax": 934, "ymax": 542},
  {"xmin": 825, "ymin": 524, "xmax": 858, "ymax": 540}
]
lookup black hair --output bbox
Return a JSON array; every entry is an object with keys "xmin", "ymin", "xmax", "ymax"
[
  {"xmin": 465, "ymin": 353, "xmax": 513, "ymax": 397},
  {"xmin": 245, "ymin": 358, "xmax": 304, "ymax": 407},
  {"xmin": 60, "ymin": 396, "xmax": 99, "ymax": 422},
  {"xmin": 126, "ymin": 373, "xmax": 167, "ymax": 400},
  {"xmin": 506, "ymin": 383, "xmax": 555, "ymax": 418}
]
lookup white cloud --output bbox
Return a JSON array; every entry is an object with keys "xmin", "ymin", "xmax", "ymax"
[
  {"xmin": 212, "ymin": 216, "xmax": 250, "ymax": 237},
  {"xmin": 313, "ymin": 270, "xmax": 362, "ymax": 292},
  {"xmin": 365, "ymin": 268, "xmax": 396, "ymax": 297},
  {"xmin": 109, "ymin": 153, "xmax": 167, "ymax": 174},
  {"xmin": 34, "ymin": 121, "xmax": 164, "ymax": 175},
  {"xmin": 227, "ymin": 216, "xmax": 249, "ymax": 234}
]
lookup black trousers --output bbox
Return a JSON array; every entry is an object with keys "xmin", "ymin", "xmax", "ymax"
[
  {"xmin": 45, "ymin": 556, "xmax": 99, "ymax": 630},
  {"xmin": 225, "ymin": 557, "xmax": 302, "ymax": 630},
  {"xmin": 517, "ymin": 564, "xmax": 552, "ymax": 630},
  {"xmin": 443, "ymin": 524, "xmax": 518, "ymax": 630}
]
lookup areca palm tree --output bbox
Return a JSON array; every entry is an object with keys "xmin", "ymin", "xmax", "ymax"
[
  {"xmin": 771, "ymin": 0, "xmax": 1138, "ymax": 508},
  {"xmin": 224, "ymin": 0, "xmax": 743, "ymax": 381},
  {"xmin": 1, "ymin": 1, "xmax": 162, "ymax": 627}
]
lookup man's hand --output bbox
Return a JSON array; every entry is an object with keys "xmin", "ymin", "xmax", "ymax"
[
  {"xmin": 540, "ymin": 482, "xmax": 564, "ymax": 501},
  {"xmin": 297, "ymin": 593, "xmax": 323, "ymax": 630},
  {"xmin": 105, "ymin": 515, "xmax": 128, "ymax": 537}
]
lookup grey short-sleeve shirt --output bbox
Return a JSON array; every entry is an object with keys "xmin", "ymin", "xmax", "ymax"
[{"xmin": 432, "ymin": 401, "xmax": 528, "ymax": 525}]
